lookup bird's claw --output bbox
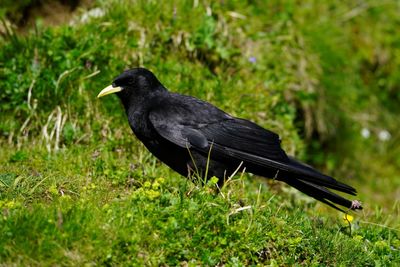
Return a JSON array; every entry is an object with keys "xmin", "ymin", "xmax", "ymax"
[{"xmin": 351, "ymin": 200, "xmax": 362, "ymax": 210}]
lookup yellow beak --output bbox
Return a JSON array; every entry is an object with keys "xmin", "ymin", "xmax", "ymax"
[{"xmin": 97, "ymin": 85, "xmax": 122, "ymax": 98}]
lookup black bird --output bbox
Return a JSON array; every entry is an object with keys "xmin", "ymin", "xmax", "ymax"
[{"xmin": 98, "ymin": 68, "xmax": 362, "ymax": 212}]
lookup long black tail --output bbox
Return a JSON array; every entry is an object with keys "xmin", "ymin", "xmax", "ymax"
[
  {"xmin": 280, "ymin": 158, "xmax": 363, "ymax": 212},
  {"xmin": 202, "ymin": 143, "xmax": 362, "ymax": 211}
]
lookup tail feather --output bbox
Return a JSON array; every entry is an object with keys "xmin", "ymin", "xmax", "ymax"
[
  {"xmin": 199, "ymin": 143, "xmax": 362, "ymax": 211},
  {"xmin": 287, "ymin": 157, "xmax": 357, "ymax": 195},
  {"xmin": 283, "ymin": 176, "xmax": 362, "ymax": 212},
  {"xmin": 209, "ymin": 144, "xmax": 358, "ymax": 197}
]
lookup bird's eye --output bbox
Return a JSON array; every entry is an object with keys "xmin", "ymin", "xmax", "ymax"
[{"xmin": 113, "ymin": 75, "xmax": 134, "ymax": 87}]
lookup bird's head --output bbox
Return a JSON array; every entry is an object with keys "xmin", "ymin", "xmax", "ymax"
[{"xmin": 97, "ymin": 68, "xmax": 163, "ymax": 107}]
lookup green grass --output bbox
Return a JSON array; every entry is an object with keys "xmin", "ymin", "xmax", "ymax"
[
  {"xmin": 1, "ymin": 145, "xmax": 399, "ymax": 266},
  {"xmin": 1, "ymin": 0, "xmax": 399, "ymax": 265}
]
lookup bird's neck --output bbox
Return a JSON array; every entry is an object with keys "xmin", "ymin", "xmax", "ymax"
[
  {"xmin": 123, "ymin": 89, "xmax": 168, "ymax": 135},
  {"xmin": 120, "ymin": 86, "xmax": 166, "ymax": 111}
]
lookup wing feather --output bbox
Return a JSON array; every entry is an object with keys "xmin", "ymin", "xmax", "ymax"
[{"xmin": 148, "ymin": 97, "xmax": 356, "ymax": 197}]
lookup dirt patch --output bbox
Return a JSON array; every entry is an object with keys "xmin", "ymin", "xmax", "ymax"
[{"xmin": 4, "ymin": 0, "xmax": 93, "ymax": 32}]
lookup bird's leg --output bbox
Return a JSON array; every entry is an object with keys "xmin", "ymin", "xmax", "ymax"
[
  {"xmin": 185, "ymin": 163, "xmax": 195, "ymax": 197},
  {"xmin": 186, "ymin": 163, "xmax": 193, "ymax": 180},
  {"xmin": 273, "ymin": 169, "xmax": 280, "ymax": 180},
  {"xmin": 186, "ymin": 162, "xmax": 202, "ymax": 183},
  {"xmin": 215, "ymin": 171, "xmax": 227, "ymax": 191}
]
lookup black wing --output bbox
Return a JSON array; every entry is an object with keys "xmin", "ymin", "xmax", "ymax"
[
  {"xmin": 148, "ymin": 94, "xmax": 359, "ymax": 211},
  {"xmin": 149, "ymin": 94, "xmax": 287, "ymax": 160},
  {"xmin": 149, "ymin": 95, "xmax": 348, "ymax": 188}
]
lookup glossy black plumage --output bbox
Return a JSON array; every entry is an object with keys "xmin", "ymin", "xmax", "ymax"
[{"xmin": 101, "ymin": 68, "xmax": 362, "ymax": 212}]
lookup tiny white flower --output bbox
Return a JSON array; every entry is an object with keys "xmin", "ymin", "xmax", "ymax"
[
  {"xmin": 81, "ymin": 8, "xmax": 105, "ymax": 23},
  {"xmin": 378, "ymin": 130, "xmax": 391, "ymax": 141},
  {"xmin": 361, "ymin": 128, "xmax": 370, "ymax": 139}
]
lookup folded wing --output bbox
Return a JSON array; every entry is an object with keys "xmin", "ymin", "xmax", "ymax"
[{"xmin": 148, "ymin": 96, "xmax": 360, "ymax": 211}]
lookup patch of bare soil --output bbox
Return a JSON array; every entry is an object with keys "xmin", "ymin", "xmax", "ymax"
[{"xmin": 5, "ymin": 0, "xmax": 93, "ymax": 33}]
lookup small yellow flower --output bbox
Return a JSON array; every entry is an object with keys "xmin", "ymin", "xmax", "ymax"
[
  {"xmin": 343, "ymin": 214, "xmax": 354, "ymax": 223},
  {"xmin": 146, "ymin": 189, "xmax": 160, "ymax": 200},
  {"xmin": 152, "ymin": 181, "xmax": 160, "ymax": 189},
  {"xmin": 156, "ymin": 177, "xmax": 165, "ymax": 184},
  {"xmin": 49, "ymin": 185, "xmax": 58, "ymax": 195},
  {"xmin": 144, "ymin": 181, "xmax": 152, "ymax": 188},
  {"xmin": 375, "ymin": 240, "xmax": 389, "ymax": 250},
  {"xmin": 5, "ymin": 200, "xmax": 16, "ymax": 209}
]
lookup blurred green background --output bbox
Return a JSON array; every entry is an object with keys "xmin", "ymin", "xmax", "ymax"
[{"xmin": 1, "ymin": 0, "xmax": 399, "ymax": 265}]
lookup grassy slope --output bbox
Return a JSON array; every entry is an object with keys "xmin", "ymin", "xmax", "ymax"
[{"xmin": 1, "ymin": 0, "xmax": 399, "ymax": 265}]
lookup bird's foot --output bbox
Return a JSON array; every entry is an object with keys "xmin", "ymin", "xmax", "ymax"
[{"xmin": 351, "ymin": 200, "xmax": 363, "ymax": 210}]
